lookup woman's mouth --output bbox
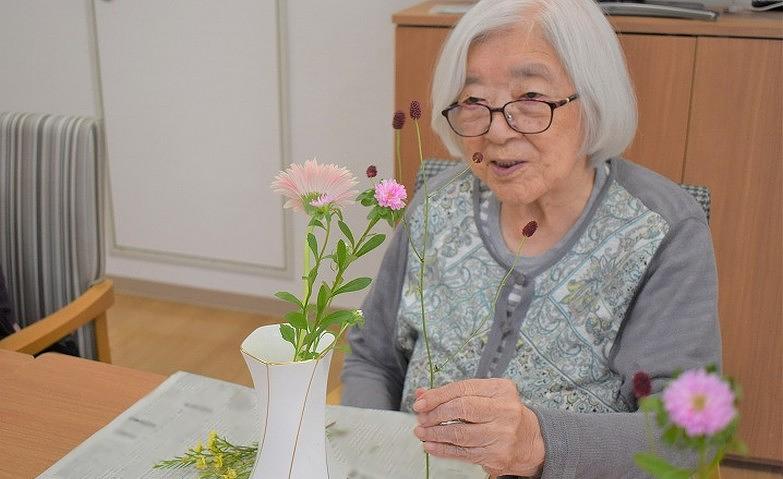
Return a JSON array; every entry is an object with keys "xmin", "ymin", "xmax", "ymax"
[{"xmin": 489, "ymin": 159, "xmax": 527, "ymax": 176}]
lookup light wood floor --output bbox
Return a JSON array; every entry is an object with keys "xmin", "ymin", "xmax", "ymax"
[
  {"xmin": 107, "ymin": 293, "xmax": 345, "ymax": 394},
  {"xmin": 106, "ymin": 293, "xmax": 779, "ymax": 479}
]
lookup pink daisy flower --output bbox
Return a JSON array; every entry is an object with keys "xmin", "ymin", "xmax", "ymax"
[
  {"xmin": 271, "ymin": 159, "xmax": 358, "ymax": 213},
  {"xmin": 374, "ymin": 179, "xmax": 407, "ymax": 210},
  {"xmin": 663, "ymin": 369, "xmax": 736, "ymax": 437}
]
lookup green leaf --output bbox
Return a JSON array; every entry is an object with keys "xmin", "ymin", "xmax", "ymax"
[
  {"xmin": 336, "ymin": 240, "xmax": 348, "ymax": 269},
  {"xmin": 338, "ymin": 221, "xmax": 355, "ymax": 247},
  {"xmin": 279, "ymin": 324, "xmax": 296, "ymax": 346},
  {"xmin": 320, "ymin": 310, "xmax": 356, "ymax": 329},
  {"xmin": 662, "ymin": 425, "xmax": 683, "ymax": 446},
  {"xmin": 307, "ymin": 233, "xmax": 318, "ymax": 259},
  {"xmin": 356, "ymin": 188, "xmax": 375, "ymax": 201},
  {"xmin": 334, "ymin": 277, "xmax": 372, "ymax": 295},
  {"xmin": 285, "ymin": 311, "xmax": 308, "ymax": 330},
  {"xmin": 634, "ymin": 453, "xmax": 690, "ymax": 479},
  {"xmin": 307, "ymin": 268, "xmax": 318, "ymax": 288},
  {"xmin": 274, "ymin": 291, "xmax": 302, "ymax": 308},
  {"xmin": 308, "ymin": 218, "xmax": 325, "ymax": 229},
  {"xmin": 360, "ymin": 197, "xmax": 374, "ymax": 207},
  {"xmin": 316, "ymin": 283, "xmax": 330, "ymax": 317},
  {"xmin": 355, "ymin": 234, "xmax": 386, "ymax": 258}
]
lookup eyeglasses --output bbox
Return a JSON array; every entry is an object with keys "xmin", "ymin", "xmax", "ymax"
[{"xmin": 441, "ymin": 93, "xmax": 579, "ymax": 137}]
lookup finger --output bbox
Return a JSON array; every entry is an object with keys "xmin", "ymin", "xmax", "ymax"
[
  {"xmin": 412, "ymin": 379, "xmax": 504, "ymax": 412},
  {"xmin": 422, "ymin": 441, "xmax": 487, "ymax": 465},
  {"xmin": 415, "ymin": 396, "xmax": 492, "ymax": 426},
  {"xmin": 414, "ymin": 423, "xmax": 493, "ymax": 448}
]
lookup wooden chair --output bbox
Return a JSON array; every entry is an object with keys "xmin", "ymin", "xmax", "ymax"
[{"xmin": 0, "ymin": 112, "xmax": 113, "ymax": 362}]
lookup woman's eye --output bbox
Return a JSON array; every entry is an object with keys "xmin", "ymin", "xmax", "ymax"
[{"xmin": 522, "ymin": 92, "xmax": 543, "ymax": 99}]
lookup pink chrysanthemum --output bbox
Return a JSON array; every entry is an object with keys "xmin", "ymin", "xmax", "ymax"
[
  {"xmin": 663, "ymin": 369, "xmax": 736, "ymax": 437},
  {"xmin": 271, "ymin": 159, "xmax": 358, "ymax": 212},
  {"xmin": 374, "ymin": 179, "xmax": 407, "ymax": 210}
]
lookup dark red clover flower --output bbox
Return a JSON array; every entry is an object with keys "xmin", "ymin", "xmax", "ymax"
[
  {"xmin": 522, "ymin": 220, "xmax": 538, "ymax": 238},
  {"xmin": 392, "ymin": 111, "xmax": 406, "ymax": 130},
  {"xmin": 409, "ymin": 100, "xmax": 422, "ymax": 120},
  {"xmin": 633, "ymin": 371, "xmax": 652, "ymax": 399},
  {"xmin": 366, "ymin": 165, "xmax": 378, "ymax": 178},
  {"xmin": 472, "ymin": 152, "xmax": 484, "ymax": 164}
]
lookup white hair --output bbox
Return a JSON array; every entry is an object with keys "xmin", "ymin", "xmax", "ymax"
[{"xmin": 431, "ymin": 0, "xmax": 637, "ymax": 165}]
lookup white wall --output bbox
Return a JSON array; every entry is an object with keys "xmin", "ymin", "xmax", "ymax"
[
  {"xmin": 0, "ymin": 0, "xmax": 96, "ymax": 116},
  {"xmin": 0, "ymin": 0, "xmax": 418, "ymax": 309}
]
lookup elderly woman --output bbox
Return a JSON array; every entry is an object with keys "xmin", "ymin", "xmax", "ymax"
[{"xmin": 342, "ymin": 0, "xmax": 720, "ymax": 477}]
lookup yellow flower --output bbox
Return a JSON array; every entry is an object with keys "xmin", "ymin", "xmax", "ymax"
[
  {"xmin": 221, "ymin": 469, "xmax": 238, "ymax": 479},
  {"xmin": 193, "ymin": 441, "xmax": 203, "ymax": 454},
  {"xmin": 213, "ymin": 454, "xmax": 224, "ymax": 469},
  {"xmin": 195, "ymin": 456, "xmax": 207, "ymax": 470},
  {"xmin": 207, "ymin": 431, "xmax": 218, "ymax": 452}
]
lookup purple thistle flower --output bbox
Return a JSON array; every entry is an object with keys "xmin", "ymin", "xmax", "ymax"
[
  {"xmin": 633, "ymin": 371, "xmax": 652, "ymax": 399},
  {"xmin": 374, "ymin": 179, "xmax": 407, "ymax": 210},
  {"xmin": 663, "ymin": 369, "xmax": 736, "ymax": 436},
  {"xmin": 366, "ymin": 165, "xmax": 378, "ymax": 178},
  {"xmin": 409, "ymin": 101, "xmax": 422, "ymax": 120},
  {"xmin": 522, "ymin": 221, "xmax": 538, "ymax": 238},
  {"xmin": 472, "ymin": 152, "xmax": 484, "ymax": 164},
  {"xmin": 393, "ymin": 111, "xmax": 406, "ymax": 130}
]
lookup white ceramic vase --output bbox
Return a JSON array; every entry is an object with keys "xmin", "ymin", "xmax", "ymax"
[{"xmin": 241, "ymin": 324, "xmax": 335, "ymax": 479}]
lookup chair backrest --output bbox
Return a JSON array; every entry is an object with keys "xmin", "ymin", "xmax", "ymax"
[
  {"xmin": 0, "ymin": 112, "xmax": 105, "ymax": 359},
  {"xmin": 415, "ymin": 159, "xmax": 711, "ymax": 221}
]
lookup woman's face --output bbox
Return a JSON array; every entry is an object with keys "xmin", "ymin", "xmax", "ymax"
[{"xmin": 459, "ymin": 23, "xmax": 588, "ymax": 207}]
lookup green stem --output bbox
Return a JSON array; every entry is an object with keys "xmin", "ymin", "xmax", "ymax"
[
  {"xmin": 395, "ymin": 129, "xmax": 403, "ymax": 180},
  {"xmin": 297, "ymin": 219, "xmax": 331, "ymax": 359},
  {"xmin": 355, "ymin": 217, "xmax": 380, "ymax": 250},
  {"xmin": 435, "ymin": 237, "xmax": 527, "ymax": 372},
  {"xmin": 401, "ymin": 217, "xmax": 423, "ymax": 262},
  {"xmin": 415, "ymin": 117, "xmax": 432, "ymax": 479},
  {"xmin": 426, "ymin": 165, "xmax": 471, "ymax": 199},
  {"xmin": 414, "ymin": 119, "xmax": 424, "ymax": 166}
]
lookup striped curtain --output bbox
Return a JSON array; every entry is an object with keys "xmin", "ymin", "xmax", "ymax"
[{"xmin": 0, "ymin": 112, "xmax": 105, "ymax": 359}]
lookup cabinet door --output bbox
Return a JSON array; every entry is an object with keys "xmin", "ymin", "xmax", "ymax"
[
  {"xmin": 94, "ymin": 0, "xmax": 287, "ymax": 273},
  {"xmin": 684, "ymin": 37, "xmax": 782, "ymax": 464},
  {"xmin": 395, "ymin": 26, "xmax": 452, "ymax": 193},
  {"xmin": 619, "ymin": 34, "xmax": 695, "ymax": 182}
]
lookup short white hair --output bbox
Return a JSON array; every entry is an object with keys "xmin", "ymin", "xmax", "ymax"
[{"xmin": 431, "ymin": 0, "xmax": 637, "ymax": 165}]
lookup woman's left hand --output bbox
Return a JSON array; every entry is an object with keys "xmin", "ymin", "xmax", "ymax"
[{"xmin": 412, "ymin": 378, "xmax": 545, "ymax": 478}]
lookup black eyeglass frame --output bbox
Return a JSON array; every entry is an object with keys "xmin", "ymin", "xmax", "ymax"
[{"xmin": 441, "ymin": 93, "xmax": 580, "ymax": 137}]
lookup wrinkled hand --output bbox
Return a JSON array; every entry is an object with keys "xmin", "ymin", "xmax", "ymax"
[{"xmin": 412, "ymin": 379, "xmax": 545, "ymax": 478}]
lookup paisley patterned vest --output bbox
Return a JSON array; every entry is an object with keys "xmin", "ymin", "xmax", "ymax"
[{"xmin": 396, "ymin": 167, "xmax": 669, "ymax": 413}]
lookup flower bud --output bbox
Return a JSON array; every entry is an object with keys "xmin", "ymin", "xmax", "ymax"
[
  {"xmin": 393, "ymin": 111, "xmax": 406, "ymax": 130},
  {"xmin": 522, "ymin": 220, "xmax": 538, "ymax": 238},
  {"xmin": 633, "ymin": 371, "xmax": 652, "ymax": 399},
  {"xmin": 472, "ymin": 152, "xmax": 484, "ymax": 164},
  {"xmin": 366, "ymin": 165, "xmax": 378, "ymax": 178},
  {"xmin": 409, "ymin": 100, "xmax": 422, "ymax": 120}
]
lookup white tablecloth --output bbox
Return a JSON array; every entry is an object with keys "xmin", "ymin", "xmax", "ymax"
[{"xmin": 37, "ymin": 371, "xmax": 485, "ymax": 479}]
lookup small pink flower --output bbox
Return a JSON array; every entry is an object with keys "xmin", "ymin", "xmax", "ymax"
[
  {"xmin": 374, "ymin": 179, "xmax": 407, "ymax": 210},
  {"xmin": 271, "ymin": 159, "xmax": 358, "ymax": 213},
  {"xmin": 663, "ymin": 369, "xmax": 736, "ymax": 437},
  {"xmin": 366, "ymin": 165, "xmax": 378, "ymax": 178}
]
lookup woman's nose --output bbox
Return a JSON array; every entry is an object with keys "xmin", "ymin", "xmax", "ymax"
[{"xmin": 484, "ymin": 109, "xmax": 524, "ymax": 143}]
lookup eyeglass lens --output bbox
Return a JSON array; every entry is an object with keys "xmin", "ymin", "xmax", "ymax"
[{"xmin": 447, "ymin": 100, "xmax": 552, "ymax": 136}]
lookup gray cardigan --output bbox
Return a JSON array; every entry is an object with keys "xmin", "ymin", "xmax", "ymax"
[{"xmin": 341, "ymin": 159, "xmax": 721, "ymax": 478}]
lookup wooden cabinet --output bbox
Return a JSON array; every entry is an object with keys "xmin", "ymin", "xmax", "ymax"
[{"xmin": 393, "ymin": 2, "xmax": 783, "ymax": 469}]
